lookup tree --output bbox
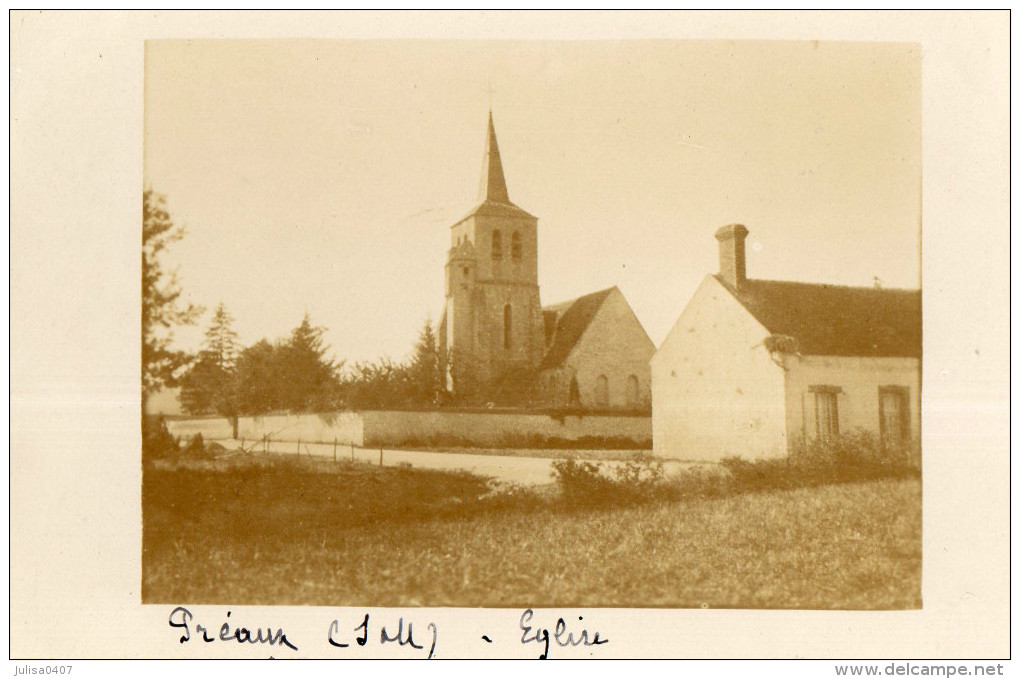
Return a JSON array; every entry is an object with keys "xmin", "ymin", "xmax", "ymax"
[
  {"xmin": 203, "ymin": 303, "xmax": 240, "ymax": 371},
  {"xmin": 404, "ymin": 317, "xmax": 442, "ymax": 405},
  {"xmin": 232, "ymin": 339, "xmax": 285, "ymax": 416},
  {"xmin": 278, "ymin": 314, "xmax": 342, "ymax": 412},
  {"xmin": 229, "ymin": 314, "xmax": 343, "ymax": 416},
  {"xmin": 340, "ymin": 356, "xmax": 402, "ymax": 409},
  {"xmin": 178, "ymin": 303, "xmax": 240, "ymax": 419},
  {"xmin": 142, "ymin": 189, "xmax": 201, "ymax": 402}
]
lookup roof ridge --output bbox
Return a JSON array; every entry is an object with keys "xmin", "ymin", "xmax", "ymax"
[
  {"xmin": 712, "ymin": 275, "xmax": 921, "ymax": 358},
  {"xmin": 543, "ymin": 285, "xmax": 617, "ymax": 310},
  {"xmin": 539, "ymin": 287, "xmax": 618, "ymax": 370},
  {"xmin": 739, "ymin": 276, "xmax": 921, "ymax": 294}
]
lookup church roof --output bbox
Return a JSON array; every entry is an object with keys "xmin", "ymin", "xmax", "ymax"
[
  {"xmin": 456, "ymin": 112, "xmax": 536, "ymax": 223},
  {"xmin": 539, "ymin": 287, "xmax": 617, "ymax": 370},
  {"xmin": 718, "ymin": 276, "xmax": 922, "ymax": 358}
]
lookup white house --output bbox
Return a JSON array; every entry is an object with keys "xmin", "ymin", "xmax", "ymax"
[{"xmin": 651, "ymin": 224, "xmax": 921, "ymax": 462}]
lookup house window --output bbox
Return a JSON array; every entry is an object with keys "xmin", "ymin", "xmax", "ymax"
[
  {"xmin": 511, "ymin": 231, "xmax": 522, "ymax": 259},
  {"xmin": 503, "ymin": 304, "xmax": 512, "ymax": 351},
  {"xmin": 879, "ymin": 386, "xmax": 910, "ymax": 452},
  {"xmin": 492, "ymin": 230, "xmax": 502, "ymax": 259},
  {"xmin": 810, "ymin": 385, "xmax": 841, "ymax": 438},
  {"xmin": 595, "ymin": 375, "xmax": 609, "ymax": 408},
  {"xmin": 626, "ymin": 374, "xmax": 640, "ymax": 407},
  {"xmin": 568, "ymin": 376, "xmax": 580, "ymax": 404}
]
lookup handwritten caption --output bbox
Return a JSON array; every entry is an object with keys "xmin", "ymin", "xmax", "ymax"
[{"xmin": 168, "ymin": 606, "xmax": 608, "ymax": 659}]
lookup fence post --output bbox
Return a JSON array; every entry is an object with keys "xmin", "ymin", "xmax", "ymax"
[
  {"xmin": 262, "ymin": 434, "xmax": 267, "ymax": 454},
  {"xmin": 333, "ymin": 437, "xmax": 337, "ymax": 463},
  {"xmin": 379, "ymin": 448, "xmax": 383, "ymax": 467},
  {"xmin": 297, "ymin": 438, "xmax": 301, "ymax": 456},
  {"xmin": 351, "ymin": 443, "xmax": 355, "ymax": 462}
]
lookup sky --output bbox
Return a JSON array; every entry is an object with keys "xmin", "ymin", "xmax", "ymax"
[{"xmin": 144, "ymin": 39, "xmax": 920, "ymax": 368}]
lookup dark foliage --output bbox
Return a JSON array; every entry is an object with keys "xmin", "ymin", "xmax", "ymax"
[
  {"xmin": 338, "ymin": 317, "xmax": 447, "ymax": 409},
  {"xmin": 552, "ymin": 444, "xmax": 919, "ymax": 508},
  {"xmin": 142, "ymin": 416, "xmax": 180, "ymax": 464},
  {"xmin": 141, "ymin": 189, "xmax": 201, "ymax": 400}
]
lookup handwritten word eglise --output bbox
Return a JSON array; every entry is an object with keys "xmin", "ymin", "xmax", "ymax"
[{"xmin": 519, "ymin": 608, "xmax": 608, "ymax": 659}]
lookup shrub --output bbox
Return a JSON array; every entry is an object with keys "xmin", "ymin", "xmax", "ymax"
[
  {"xmin": 181, "ymin": 432, "xmax": 214, "ymax": 460},
  {"xmin": 551, "ymin": 455, "xmax": 664, "ymax": 506},
  {"xmin": 613, "ymin": 453, "xmax": 665, "ymax": 488},
  {"xmin": 551, "ymin": 459, "xmax": 614, "ymax": 505},
  {"xmin": 551, "ymin": 432, "xmax": 919, "ymax": 508},
  {"xmin": 722, "ymin": 431, "xmax": 919, "ymax": 493},
  {"xmin": 142, "ymin": 416, "xmax": 180, "ymax": 464},
  {"xmin": 796, "ymin": 429, "xmax": 884, "ymax": 465}
]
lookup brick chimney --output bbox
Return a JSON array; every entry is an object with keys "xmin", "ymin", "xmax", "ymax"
[{"xmin": 715, "ymin": 224, "xmax": 749, "ymax": 290}]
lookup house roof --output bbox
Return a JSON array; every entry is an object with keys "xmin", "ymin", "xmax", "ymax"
[
  {"xmin": 539, "ymin": 287, "xmax": 617, "ymax": 369},
  {"xmin": 717, "ymin": 276, "xmax": 922, "ymax": 358}
]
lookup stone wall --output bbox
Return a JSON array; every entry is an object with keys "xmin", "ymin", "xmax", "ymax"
[
  {"xmin": 361, "ymin": 409, "xmax": 650, "ymax": 447},
  {"xmin": 165, "ymin": 408, "xmax": 651, "ymax": 449},
  {"xmin": 555, "ymin": 287, "xmax": 655, "ymax": 410}
]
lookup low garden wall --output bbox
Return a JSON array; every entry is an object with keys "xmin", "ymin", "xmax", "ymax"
[{"xmin": 165, "ymin": 408, "xmax": 651, "ymax": 449}]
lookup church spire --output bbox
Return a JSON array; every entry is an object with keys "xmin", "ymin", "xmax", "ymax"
[{"xmin": 478, "ymin": 110, "xmax": 510, "ymax": 204}]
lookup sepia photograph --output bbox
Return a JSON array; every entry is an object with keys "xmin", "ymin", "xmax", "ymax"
[
  {"xmin": 10, "ymin": 10, "xmax": 1009, "ymax": 663},
  {"xmin": 142, "ymin": 39, "xmax": 921, "ymax": 610}
]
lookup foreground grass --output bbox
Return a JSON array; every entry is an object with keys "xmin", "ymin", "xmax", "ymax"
[{"xmin": 142, "ymin": 456, "xmax": 920, "ymax": 609}]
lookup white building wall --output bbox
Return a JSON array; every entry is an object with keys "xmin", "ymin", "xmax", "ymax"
[
  {"xmin": 651, "ymin": 275, "xmax": 788, "ymax": 461},
  {"xmin": 783, "ymin": 355, "xmax": 921, "ymax": 451}
]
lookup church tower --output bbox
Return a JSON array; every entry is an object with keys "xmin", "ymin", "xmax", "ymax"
[{"xmin": 438, "ymin": 112, "xmax": 544, "ymax": 398}]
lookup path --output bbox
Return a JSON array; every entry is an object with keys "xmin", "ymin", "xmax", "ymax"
[{"xmin": 230, "ymin": 438, "xmax": 697, "ymax": 485}]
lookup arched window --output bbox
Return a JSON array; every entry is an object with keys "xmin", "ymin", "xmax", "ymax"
[
  {"xmin": 491, "ymin": 230, "xmax": 502, "ymax": 259},
  {"xmin": 511, "ymin": 231, "xmax": 522, "ymax": 259},
  {"xmin": 595, "ymin": 375, "xmax": 609, "ymax": 408},
  {"xmin": 626, "ymin": 375, "xmax": 640, "ymax": 407},
  {"xmin": 503, "ymin": 304, "xmax": 512, "ymax": 351},
  {"xmin": 568, "ymin": 376, "xmax": 580, "ymax": 404}
]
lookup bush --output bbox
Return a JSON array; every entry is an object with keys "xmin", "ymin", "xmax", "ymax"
[
  {"xmin": 551, "ymin": 459, "xmax": 615, "ymax": 505},
  {"xmin": 722, "ymin": 431, "xmax": 919, "ymax": 492},
  {"xmin": 181, "ymin": 432, "xmax": 215, "ymax": 460},
  {"xmin": 142, "ymin": 416, "xmax": 180, "ymax": 464},
  {"xmin": 551, "ymin": 431, "xmax": 919, "ymax": 508},
  {"xmin": 551, "ymin": 454, "xmax": 664, "ymax": 506},
  {"xmin": 796, "ymin": 429, "xmax": 883, "ymax": 465}
]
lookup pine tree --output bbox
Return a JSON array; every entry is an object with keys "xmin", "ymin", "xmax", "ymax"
[
  {"xmin": 141, "ymin": 189, "xmax": 201, "ymax": 401},
  {"xmin": 203, "ymin": 303, "xmax": 240, "ymax": 371},
  {"xmin": 405, "ymin": 317, "xmax": 442, "ymax": 406},
  {"xmin": 179, "ymin": 303, "xmax": 239, "ymax": 419},
  {"xmin": 278, "ymin": 314, "xmax": 342, "ymax": 412}
]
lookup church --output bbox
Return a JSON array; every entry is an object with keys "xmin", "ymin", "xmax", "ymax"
[{"xmin": 437, "ymin": 113, "xmax": 654, "ymax": 410}]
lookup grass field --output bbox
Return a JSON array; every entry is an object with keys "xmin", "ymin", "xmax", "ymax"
[{"xmin": 142, "ymin": 455, "xmax": 921, "ymax": 609}]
